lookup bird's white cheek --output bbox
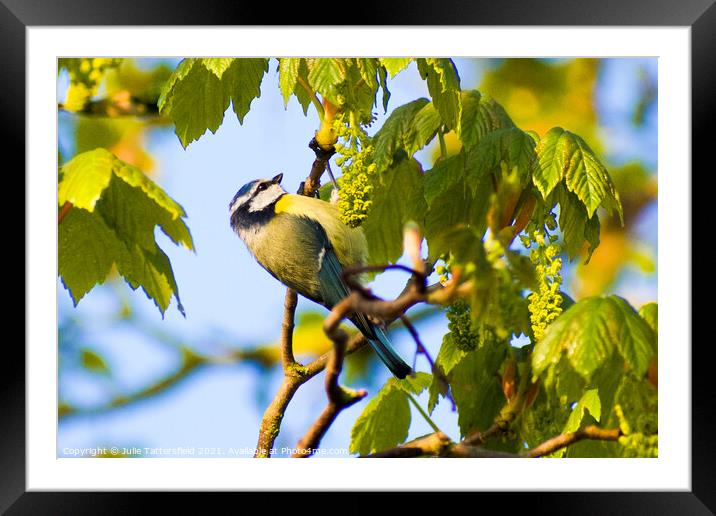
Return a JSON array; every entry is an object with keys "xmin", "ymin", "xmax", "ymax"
[{"xmin": 248, "ymin": 185, "xmax": 284, "ymax": 212}]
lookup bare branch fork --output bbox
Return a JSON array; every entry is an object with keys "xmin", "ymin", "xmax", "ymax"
[{"xmin": 291, "ymin": 312, "xmax": 367, "ymax": 457}]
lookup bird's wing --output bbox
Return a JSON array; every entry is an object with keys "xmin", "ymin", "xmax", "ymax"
[
  {"xmin": 311, "ymin": 218, "xmax": 410, "ymax": 377},
  {"xmin": 314, "ymin": 231, "xmax": 377, "ymax": 340}
]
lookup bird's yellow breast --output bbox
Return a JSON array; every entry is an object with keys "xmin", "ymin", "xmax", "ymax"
[{"xmin": 274, "ymin": 194, "xmax": 368, "ymax": 267}]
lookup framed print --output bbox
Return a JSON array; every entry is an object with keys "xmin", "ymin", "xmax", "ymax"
[{"xmin": 5, "ymin": 0, "xmax": 711, "ymax": 512}]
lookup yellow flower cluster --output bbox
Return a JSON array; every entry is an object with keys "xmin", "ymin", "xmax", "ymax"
[
  {"xmin": 527, "ymin": 228, "xmax": 563, "ymax": 342},
  {"xmin": 615, "ymin": 404, "xmax": 658, "ymax": 457},
  {"xmin": 333, "ymin": 113, "xmax": 376, "ymax": 228}
]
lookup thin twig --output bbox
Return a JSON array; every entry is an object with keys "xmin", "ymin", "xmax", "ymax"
[
  {"xmin": 400, "ymin": 314, "xmax": 455, "ymax": 411},
  {"xmin": 58, "ymin": 201, "xmax": 73, "ymax": 224}
]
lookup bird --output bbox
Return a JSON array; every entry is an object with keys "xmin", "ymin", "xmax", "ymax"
[{"xmin": 228, "ymin": 172, "xmax": 412, "ymax": 379}]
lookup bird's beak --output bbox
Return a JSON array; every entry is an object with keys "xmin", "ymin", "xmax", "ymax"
[{"xmin": 272, "ymin": 173, "xmax": 283, "ymax": 184}]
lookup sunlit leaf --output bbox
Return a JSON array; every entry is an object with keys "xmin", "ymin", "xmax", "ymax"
[{"xmin": 533, "ymin": 296, "xmax": 657, "ymax": 383}]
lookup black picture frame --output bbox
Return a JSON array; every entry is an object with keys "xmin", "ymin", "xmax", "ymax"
[{"xmin": 4, "ymin": 0, "xmax": 709, "ymax": 513}]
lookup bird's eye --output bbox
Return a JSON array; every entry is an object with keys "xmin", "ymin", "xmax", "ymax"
[{"xmin": 257, "ymin": 183, "xmax": 268, "ymax": 192}]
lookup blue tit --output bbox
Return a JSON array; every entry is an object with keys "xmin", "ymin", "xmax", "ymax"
[{"xmin": 229, "ymin": 173, "xmax": 412, "ymax": 379}]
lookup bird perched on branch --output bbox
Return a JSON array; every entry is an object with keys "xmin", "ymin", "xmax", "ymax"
[{"xmin": 229, "ymin": 173, "xmax": 411, "ymax": 379}]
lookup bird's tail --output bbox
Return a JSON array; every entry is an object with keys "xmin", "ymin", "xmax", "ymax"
[
  {"xmin": 366, "ymin": 324, "xmax": 412, "ymax": 379},
  {"xmin": 349, "ymin": 313, "xmax": 412, "ymax": 378}
]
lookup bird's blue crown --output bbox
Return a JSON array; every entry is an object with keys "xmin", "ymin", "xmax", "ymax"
[{"xmin": 228, "ymin": 179, "xmax": 260, "ymax": 210}]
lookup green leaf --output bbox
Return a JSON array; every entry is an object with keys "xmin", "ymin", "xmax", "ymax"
[
  {"xmin": 459, "ymin": 90, "xmax": 515, "ymax": 151},
  {"xmin": 58, "ymin": 149, "xmax": 192, "ymax": 315},
  {"xmin": 468, "ymin": 127, "xmax": 538, "ymax": 189},
  {"xmin": 228, "ymin": 58, "xmax": 271, "ymax": 123},
  {"xmin": 306, "ymin": 58, "xmax": 347, "ymax": 104},
  {"xmin": 372, "ymin": 98, "xmax": 431, "ymax": 173},
  {"xmin": 157, "ymin": 59, "xmax": 195, "ymax": 110},
  {"xmin": 533, "ymin": 126, "xmax": 566, "ymax": 199},
  {"xmin": 563, "ymin": 372, "xmax": 657, "ymax": 458},
  {"xmin": 59, "ymin": 207, "xmax": 126, "ymax": 303},
  {"xmin": 533, "ymin": 296, "xmax": 657, "ymax": 384},
  {"xmin": 610, "ymin": 374, "xmax": 658, "ymax": 437},
  {"xmin": 201, "ymin": 58, "xmax": 234, "ymax": 79},
  {"xmin": 551, "ymin": 388, "xmax": 602, "ymax": 458},
  {"xmin": 535, "ymin": 127, "xmax": 623, "ymax": 221},
  {"xmin": 557, "ymin": 185, "xmax": 600, "ymax": 261},
  {"xmin": 278, "ymin": 58, "xmax": 301, "ymax": 107},
  {"xmin": 80, "ymin": 348, "xmax": 110, "ymax": 374},
  {"xmin": 409, "ymin": 102, "xmax": 443, "ymax": 155},
  {"xmin": 362, "ymin": 157, "xmax": 427, "ymax": 265},
  {"xmin": 417, "ymin": 58, "xmax": 462, "ymax": 134},
  {"xmin": 518, "ymin": 383, "xmax": 571, "ymax": 448},
  {"xmin": 350, "ymin": 378, "xmax": 412, "ymax": 455},
  {"xmin": 424, "ymin": 178, "xmax": 491, "ymax": 260},
  {"xmin": 295, "ymin": 63, "xmax": 314, "ymax": 116},
  {"xmin": 423, "ymin": 152, "xmax": 468, "ymax": 206},
  {"xmin": 437, "ymin": 332, "xmax": 468, "ymax": 376},
  {"xmin": 429, "ymin": 225, "xmax": 486, "ymax": 268},
  {"xmin": 639, "ymin": 302, "xmax": 658, "ymax": 334},
  {"xmin": 159, "ymin": 58, "xmax": 269, "ymax": 147},
  {"xmin": 341, "ymin": 61, "xmax": 380, "ymax": 121},
  {"xmin": 355, "ymin": 58, "xmax": 378, "ymax": 91},
  {"xmin": 117, "ymin": 240, "xmax": 184, "ymax": 316},
  {"xmin": 377, "ymin": 65, "xmax": 391, "ymax": 112},
  {"xmin": 428, "ymin": 332, "xmax": 467, "ymax": 414},
  {"xmin": 159, "ymin": 58, "xmax": 229, "ymax": 147},
  {"xmin": 450, "ymin": 337, "xmax": 508, "ymax": 437},
  {"xmin": 568, "ymin": 389, "xmax": 602, "ymax": 428},
  {"xmin": 379, "ymin": 58, "xmax": 413, "ymax": 78},
  {"xmin": 506, "ymin": 250, "xmax": 538, "ymax": 291},
  {"xmin": 58, "ymin": 148, "xmax": 116, "ymax": 210},
  {"xmin": 397, "ymin": 372, "xmax": 433, "ymax": 395}
]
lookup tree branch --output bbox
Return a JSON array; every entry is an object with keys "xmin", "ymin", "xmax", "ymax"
[
  {"xmin": 254, "ymin": 331, "xmax": 368, "ymax": 457},
  {"xmin": 280, "ymin": 289, "xmax": 298, "ymax": 369},
  {"xmin": 364, "ymin": 425, "xmax": 622, "ymax": 459},
  {"xmin": 292, "ymin": 325, "xmax": 367, "ymax": 457},
  {"xmin": 254, "ymin": 138, "xmax": 342, "ymax": 457},
  {"xmin": 365, "ymin": 432, "xmax": 518, "ymax": 458},
  {"xmin": 525, "ymin": 426, "xmax": 622, "ymax": 458},
  {"xmin": 301, "ymin": 138, "xmax": 335, "ymax": 197}
]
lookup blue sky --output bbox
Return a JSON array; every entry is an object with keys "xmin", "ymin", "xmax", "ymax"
[{"xmin": 57, "ymin": 58, "xmax": 657, "ymax": 457}]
